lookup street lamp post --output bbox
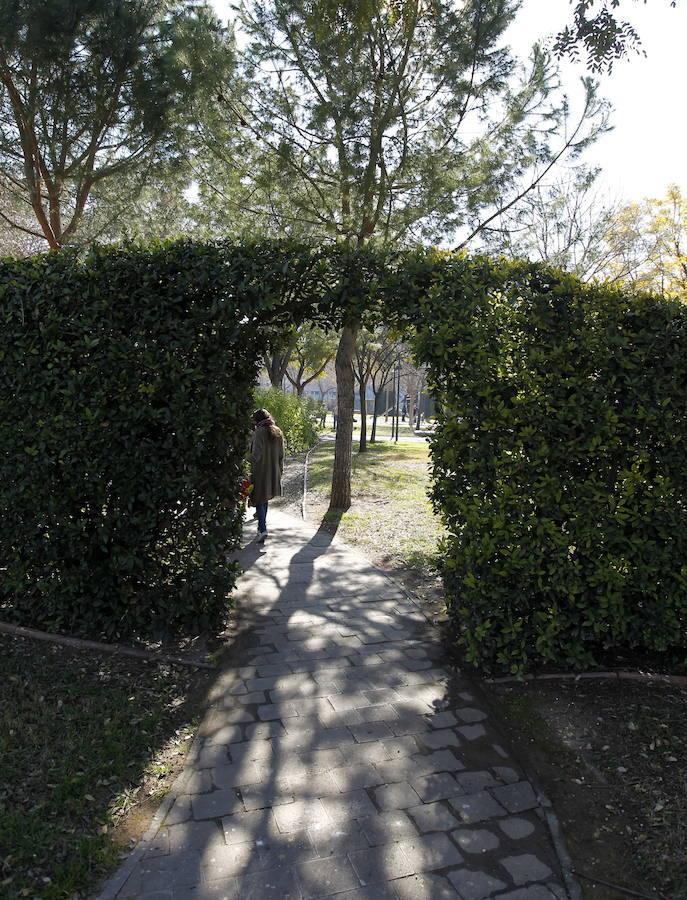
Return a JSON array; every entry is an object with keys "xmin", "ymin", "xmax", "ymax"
[{"xmin": 394, "ymin": 357, "xmax": 401, "ymax": 442}]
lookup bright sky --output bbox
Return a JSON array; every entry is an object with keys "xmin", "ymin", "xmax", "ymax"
[
  {"xmin": 210, "ymin": 0, "xmax": 685, "ymax": 204},
  {"xmin": 508, "ymin": 0, "xmax": 686, "ymax": 202}
]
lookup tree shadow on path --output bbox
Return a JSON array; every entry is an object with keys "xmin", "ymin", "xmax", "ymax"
[{"xmin": 104, "ymin": 510, "xmax": 568, "ymax": 899}]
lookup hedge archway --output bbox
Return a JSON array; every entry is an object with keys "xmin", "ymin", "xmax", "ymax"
[{"xmin": 2, "ymin": 241, "xmax": 686, "ymax": 672}]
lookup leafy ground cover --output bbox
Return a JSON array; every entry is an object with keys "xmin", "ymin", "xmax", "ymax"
[
  {"xmin": 488, "ymin": 679, "xmax": 687, "ymax": 899},
  {"xmin": 0, "ymin": 635, "xmax": 211, "ymax": 900}
]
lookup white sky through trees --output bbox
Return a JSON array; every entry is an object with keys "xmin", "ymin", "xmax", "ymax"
[
  {"xmin": 507, "ymin": 0, "xmax": 686, "ymax": 202},
  {"xmin": 210, "ymin": 0, "xmax": 685, "ymax": 205}
]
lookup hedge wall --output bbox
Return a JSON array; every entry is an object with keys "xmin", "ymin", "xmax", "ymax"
[
  {"xmin": 3, "ymin": 240, "xmax": 686, "ymax": 669},
  {"xmin": 0, "ymin": 241, "xmax": 333, "ymax": 638},
  {"xmin": 408, "ymin": 254, "xmax": 687, "ymax": 673}
]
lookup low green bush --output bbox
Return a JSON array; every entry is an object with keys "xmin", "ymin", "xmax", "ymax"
[
  {"xmin": 253, "ymin": 386, "xmax": 322, "ymax": 454},
  {"xmin": 409, "ymin": 255, "xmax": 687, "ymax": 673}
]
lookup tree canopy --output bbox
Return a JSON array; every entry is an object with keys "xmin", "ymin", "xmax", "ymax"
[
  {"xmin": 488, "ymin": 177, "xmax": 687, "ymax": 300},
  {"xmin": 483, "ymin": 166, "xmax": 632, "ymax": 281},
  {"xmin": 221, "ymin": 0, "xmax": 608, "ymax": 248},
  {"xmin": 209, "ymin": 0, "xmax": 610, "ymax": 509},
  {"xmin": 286, "ymin": 325, "xmax": 338, "ymax": 396},
  {"xmin": 614, "ymin": 185, "xmax": 687, "ymax": 297},
  {"xmin": 0, "ymin": 0, "xmax": 230, "ymax": 247}
]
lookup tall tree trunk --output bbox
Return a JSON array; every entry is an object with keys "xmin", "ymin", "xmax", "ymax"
[
  {"xmin": 264, "ymin": 331, "xmax": 297, "ymax": 389},
  {"xmin": 371, "ymin": 389, "xmax": 380, "ymax": 442},
  {"xmin": 358, "ymin": 379, "xmax": 368, "ymax": 452},
  {"xmin": 329, "ymin": 323, "xmax": 358, "ymax": 511},
  {"xmin": 264, "ymin": 353, "xmax": 288, "ymax": 388}
]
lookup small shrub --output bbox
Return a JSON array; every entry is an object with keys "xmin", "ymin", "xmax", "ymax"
[{"xmin": 253, "ymin": 386, "xmax": 321, "ymax": 454}]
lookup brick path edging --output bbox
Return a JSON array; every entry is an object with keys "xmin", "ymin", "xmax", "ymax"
[{"xmin": 462, "ymin": 677, "xmax": 582, "ymax": 900}]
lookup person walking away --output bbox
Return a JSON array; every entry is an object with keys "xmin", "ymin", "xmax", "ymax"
[{"xmin": 250, "ymin": 408, "xmax": 284, "ymax": 542}]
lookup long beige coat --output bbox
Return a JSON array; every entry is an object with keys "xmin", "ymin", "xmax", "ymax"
[{"xmin": 250, "ymin": 425, "xmax": 284, "ymax": 505}]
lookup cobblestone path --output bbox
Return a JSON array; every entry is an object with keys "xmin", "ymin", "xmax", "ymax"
[{"xmin": 100, "ymin": 510, "xmax": 569, "ymax": 900}]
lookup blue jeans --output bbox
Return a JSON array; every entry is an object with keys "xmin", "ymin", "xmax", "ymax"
[{"xmin": 256, "ymin": 502, "xmax": 268, "ymax": 533}]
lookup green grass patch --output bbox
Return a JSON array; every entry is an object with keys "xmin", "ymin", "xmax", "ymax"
[
  {"xmin": 321, "ymin": 414, "xmax": 418, "ymax": 440},
  {"xmin": 0, "ymin": 636, "xmax": 209, "ymax": 899},
  {"xmin": 308, "ymin": 439, "xmax": 443, "ymax": 581}
]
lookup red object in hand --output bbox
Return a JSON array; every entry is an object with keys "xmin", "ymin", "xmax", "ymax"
[{"xmin": 239, "ymin": 477, "xmax": 252, "ymax": 501}]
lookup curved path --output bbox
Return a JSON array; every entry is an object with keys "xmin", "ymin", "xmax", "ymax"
[{"xmin": 99, "ymin": 510, "xmax": 569, "ymax": 900}]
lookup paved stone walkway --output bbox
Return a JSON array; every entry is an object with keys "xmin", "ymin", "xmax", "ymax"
[{"xmin": 103, "ymin": 510, "xmax": 569, "ymax": 900}]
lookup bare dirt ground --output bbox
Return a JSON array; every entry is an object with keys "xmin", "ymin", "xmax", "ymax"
[{"xmin": 486, "ymin": 679, "xmax": 687, "ymax": 900}]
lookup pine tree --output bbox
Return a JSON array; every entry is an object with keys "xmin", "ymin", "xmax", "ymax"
[
  {"xmin": 219, "ymin": 0, "xmax": 608, "ymax": 508},
  {"xmin": 0, "ymin": 0, "xmax": 231, "ymax": 247}
]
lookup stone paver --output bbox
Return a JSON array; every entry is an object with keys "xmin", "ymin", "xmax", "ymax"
[
  {"xmin": 449, "ymin": 791, "xmax": 507, "ymax": 824},
  {"xmin": 492, "ymin": 780, "xmax": 539, "ymax": 813},
  {"xmin": 358, "ymin": 810, "xmax": 418, "ymax": 846},
  {"xmin": 448, "ymin": 868, "xmax": 507, "ymax": 899},
  {"xmin": 499, "ymin": 816, "xmax": 537, "ymax": 840},
  {"xmin": 393, "ymin": 872, "xmax": 459, "ymax": 899},
  {"xmin": 501, "ymin": 853, "xmax": 554, "ymax": 886},
  {"xmin": 452, "ymin": 827, "xmax": 500, "ymax": 854},
  {"xmin": 99, "ymin": 510, "xmax": 569, "ymax": 899},
  {"xmin": 407, "ymin": 801, "xmax": 460, "ymax": 833}
]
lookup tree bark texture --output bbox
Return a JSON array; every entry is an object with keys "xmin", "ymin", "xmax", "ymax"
[
  {"xmin": 264, "ymin": 352, "xmax": 290, "ymax": 389},
  {"xmin": 329, "ymin": 323, "xmax": 358, "ymax": 511}
]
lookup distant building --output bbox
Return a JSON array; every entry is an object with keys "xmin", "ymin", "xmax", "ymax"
[{"xmin": 260, "ymin": 368, "xmax": 435, "ymax": 419}]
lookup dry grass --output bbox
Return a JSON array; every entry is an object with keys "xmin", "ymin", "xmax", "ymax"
[{"xmin": 305, "ymin": 438, "xmax": 444, "ymax": 608}]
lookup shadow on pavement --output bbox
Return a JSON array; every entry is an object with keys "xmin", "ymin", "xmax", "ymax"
[{"xmin": 105, "ymin": 510, "xmax": 567, "ymax": 900}]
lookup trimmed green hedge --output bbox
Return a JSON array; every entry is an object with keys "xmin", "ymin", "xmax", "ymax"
[
  {"xmin": 408, "ymin": 255, "xmax": 687, "ymax": 673},
  {"xmin": 0, "ymin": 241, "xmax": 333, "ymax": 638},
  {"xmin": 3, "ymin": 239, "xmax": 686, "ymax": 670}
]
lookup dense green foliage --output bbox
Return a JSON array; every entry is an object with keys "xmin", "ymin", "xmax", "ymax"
[
  {"xmin": 253, "ymin": 386, "xmax": 323, "ymax": 453},
  {"xmin": 3, "ymin": 239, "xmax": 686, "ymax": 671},
  {"xmin": 0, "ymin": 241, "xmax": 331, "ymax": 638},
  {"xmin": 406, "ymin": 254, "xmax": 687, "ymax": 673},
  {"xmin": 0, "ymin": 0, "xmax": 230, "ymax": 249},
  {"xmin": 217, "ymin": 1, "xmax": 606, "ymax": 247}
]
